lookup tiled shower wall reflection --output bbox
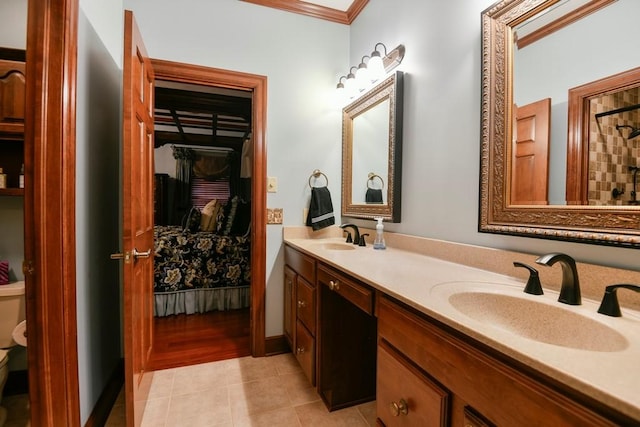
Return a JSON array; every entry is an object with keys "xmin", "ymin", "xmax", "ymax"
[{"xmin": 589, "ymin": 88, "xmax": 640, "ymax": 205}]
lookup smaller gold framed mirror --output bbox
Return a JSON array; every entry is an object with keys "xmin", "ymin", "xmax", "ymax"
[{"xmin": 341, "ymin": 71, "xmax": 404, "ymax": 222}]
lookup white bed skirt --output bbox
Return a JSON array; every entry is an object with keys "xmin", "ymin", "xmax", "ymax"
[{"xmin": 154, "ymin": 286, "xmax": 250, "ymax": 317}]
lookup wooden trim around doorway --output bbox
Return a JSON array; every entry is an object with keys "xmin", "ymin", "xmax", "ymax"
[
  {"xmin": 25, "ymin": 0, "xmax": 80, "ymax": 425},
  {"xmin": 151, "ymin": 59, "xmax": 267, "ymax": 356}
]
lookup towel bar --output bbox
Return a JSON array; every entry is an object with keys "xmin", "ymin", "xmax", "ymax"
[
  {"xmin": 309, "ymin": 169, "xmax": 329, "ymax": 188},
  {"xmin": 367, "ymin": 172, "xmax": 385, "ymax": 189}
]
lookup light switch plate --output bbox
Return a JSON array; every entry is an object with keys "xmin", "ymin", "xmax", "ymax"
[
  {"xmin": 267, "ymin": 176, "xmax": 278, "ymax": 192},
  {"xmin": 267, "ymin": 208, "xmax": 283, "ymax": 224}
]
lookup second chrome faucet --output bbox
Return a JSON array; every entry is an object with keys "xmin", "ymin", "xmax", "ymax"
[{"xmin": 535, "ymin": 252, "xmax": 581, "ymax": 305}]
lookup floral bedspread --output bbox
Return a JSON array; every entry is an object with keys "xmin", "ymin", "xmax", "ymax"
[{"xmin": 153, "ymin": 225, "xmax": 251, "ymax": 293}]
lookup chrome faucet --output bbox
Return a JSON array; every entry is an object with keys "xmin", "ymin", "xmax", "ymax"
[
  {"xmin": 535, "ymin": 253, "xmax": 581, "ymax": 305},
  {"xmin": 339, "ymin": 223, "xmax": 360, "ymax": 245}
]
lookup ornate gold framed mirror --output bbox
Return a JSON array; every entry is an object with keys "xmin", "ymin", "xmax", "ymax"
[
  {"xmin": 479, "ymin": 0, "xmax": 640, "ymax": 247},
  {"xmin": 342, "ymin": 71, "xmax": 403, "ymax": 222}
]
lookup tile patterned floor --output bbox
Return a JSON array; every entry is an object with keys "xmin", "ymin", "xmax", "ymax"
[{"xmin": 106, "ymin": 353, "xmax": 376, "ymax": 426}]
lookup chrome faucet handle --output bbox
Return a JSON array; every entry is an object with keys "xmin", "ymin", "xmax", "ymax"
[
  {"xmin": 513, "ymin": 262, "xmax": 543, "ymax": 295},
  {"xmin": 597, "ymin": 284, "xmax": 640, "ymax": 317}
]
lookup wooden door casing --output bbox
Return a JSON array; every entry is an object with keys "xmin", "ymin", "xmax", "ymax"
[
  {"xmin": 122, "ymin": 10, "xmax": 155, "ymax": 427},
  {"xmin": 151, "ymin": 59, "xmax": 267, "ymax": 357},
  {"xmin": 24, "ymin": 0, "xmax": 81, "ymax": 424}
]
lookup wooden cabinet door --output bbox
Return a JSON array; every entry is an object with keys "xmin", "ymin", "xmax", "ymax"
[
  {"xmin": 296, "ymin": 276, "xmax": 316, "ymax": 335},
  {"xmin": 377, "ymin": 342, "xmax": 449, "ymax": 427},
  {"xmin": 295, "ymin": 319, "xmax": 315, "ymax": 386},
  {"xmin": 283, "ymin": 266, "xmax": 296, "ymax": 350},
  {"xmin": 0, "ymin": 59, "xmax": 26, "ymax": 136}
]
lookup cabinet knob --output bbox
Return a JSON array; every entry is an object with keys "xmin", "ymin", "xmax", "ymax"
[
  {"xmin": 389, "ymin": 398, "xmax": 409, "ymax": 417},
  {"xmin": 297, "ymin": 300, "xmax": 306, "ymax": 308},
  {"xmin": 329, "ymin": 280, "xmax": 340, "ymax": 291},
  {"xmin": 296, "ymin": 347, "xmax": 305, "ymax": 354}
]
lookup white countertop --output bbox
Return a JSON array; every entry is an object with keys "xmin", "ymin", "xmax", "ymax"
[{"xmin": 284, "ymin": 236, "xmax": 640, "ymax": 421}]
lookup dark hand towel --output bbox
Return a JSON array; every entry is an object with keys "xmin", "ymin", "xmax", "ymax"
[
  {"xmin": 365, "ymin": 188, "xmax": 383, "ymax": 204},
  {"xmin": 306, "ymin": 186, "xmax": 335, "ymax": 230}
]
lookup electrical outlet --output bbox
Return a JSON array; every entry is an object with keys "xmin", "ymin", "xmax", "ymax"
[
  {"xmin": 267, "ymin": 208, "xmax": 283, "ymax": 224},
  {"xmin": 267, "ymin": 176, "xmax": 278, "ymax": 192}
]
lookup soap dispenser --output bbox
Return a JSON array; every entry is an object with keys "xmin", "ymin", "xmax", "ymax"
[{"xmin": 373, "ymin": 217, "xmax": 386, "ymax": 250}]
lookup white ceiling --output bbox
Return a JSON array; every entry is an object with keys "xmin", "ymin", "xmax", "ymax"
[{"xmin": 304, "ymin": 0, "xmax": 356, "ymax": 12}]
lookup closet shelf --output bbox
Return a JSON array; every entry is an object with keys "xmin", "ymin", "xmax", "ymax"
[{"xmin": 0, "ymin": 188, "xmax": 24, "ymax": 196}]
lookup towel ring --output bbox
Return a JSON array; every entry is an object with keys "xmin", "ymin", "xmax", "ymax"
[
  {"xmin": 367, "ymin": 173, "xmax": 385, "ymax": 190},
  {"xmin": 309, "ymin": 169, "xmax": 329, "ymax": 188}
]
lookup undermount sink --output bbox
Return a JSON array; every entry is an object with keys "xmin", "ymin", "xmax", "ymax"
[
  {"xmin": 311, "ymin": 242, "xmax": 356, "ymax": 251},
  {"xmin": 431, "ymin": 282, "xmax": 629, "ymax": 352}
]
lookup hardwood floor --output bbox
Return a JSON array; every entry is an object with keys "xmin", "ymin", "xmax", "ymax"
[{"xmin": 148, "ymin": 308, "xmax": 251, "ymax": 371}]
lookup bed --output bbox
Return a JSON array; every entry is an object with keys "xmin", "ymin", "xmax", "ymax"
[{"xmin": 153, "ymin": 198, "xmax": 251, "ymax": 316}]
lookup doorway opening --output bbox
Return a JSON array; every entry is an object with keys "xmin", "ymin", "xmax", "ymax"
[
  {"xmin": 149, "ymin": 59, "xmax": 267, "ymax": 369},
  {"xmin": 149, "ymin": 78, "xmax": 253, "ymax": 370}
]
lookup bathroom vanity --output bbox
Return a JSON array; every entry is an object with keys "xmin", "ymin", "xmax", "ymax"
[
  {"xmin": 283, "ymin": 232, "xmax": 640, "ymax": 426},
  {"xmin": 284, "ymin": 245, "xmax": 377, "ymax": 411}
]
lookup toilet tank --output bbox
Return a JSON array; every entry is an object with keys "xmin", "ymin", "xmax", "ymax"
[{"xmin": 0, "ymin": 281, "xmax": 25, "ymax": 348}]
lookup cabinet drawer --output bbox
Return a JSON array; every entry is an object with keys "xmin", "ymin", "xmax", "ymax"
[
  {"xmin": 378, "ymin": 296, "xmax": 620, "ymax": 426},
  {"xmin": 285, "ymin": 245, "xmax": 316, "ymax": 284},
  {"xmin": 317, "ymin": 264, "xmax": 374, "ymax": 315},
  {"xmin": 296, "ymin": 276, "xmax": 316, "ymax": 334},
  {"xmin": 377, "ymin": 341, "xmax": 449, "ymax": 427},
  {"xmin": 295, "ymin": 320, "xmax": 315, "ymax": 386}
]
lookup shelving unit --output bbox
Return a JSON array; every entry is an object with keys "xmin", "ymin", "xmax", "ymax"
[{"xmin": 0, "ymin": 49, "xmax": 26, "ymax": 196}]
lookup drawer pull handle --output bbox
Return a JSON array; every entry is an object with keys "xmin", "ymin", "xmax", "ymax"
[
  {"xmin": 296, "ymin": 346, "xmax": 305, "ymax": 354},
  {"xmin": 297, "ymin": 300, "xmax": 306, "ymax": 308},
  {"xmin": 390, "ymin": 399, "xmax": 409, "ymax": 417},
  {"xmin": 329, "ymin": 280, "xmax": 340, "ymax": 291}
]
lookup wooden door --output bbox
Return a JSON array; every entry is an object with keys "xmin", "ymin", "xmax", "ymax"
[
  {"xmin": 121, "ymin": 10, "xmax": 155, "ymax": 427},
  {"xmin": 511, "ymin": 98, "xmax": 550, "ymax": 205}
]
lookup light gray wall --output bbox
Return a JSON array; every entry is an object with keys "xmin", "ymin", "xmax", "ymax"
[
  {"xmin": 75, "ymin": 0, "xmax": 124, "ymax": 422},
  {"xmin": 348, "ymin": 0, "xmax": 638, "ymax": 270},
  {"xmin": 0, "ymin": 0, "xmax": 27, "ymax": 49},
  {"xmin": 125, "ymin": 0, "xmax": 350, "ymax": 336},
  {"xmin": 124, "ymin": 0, "xmax": 640, "ymax": 340}
]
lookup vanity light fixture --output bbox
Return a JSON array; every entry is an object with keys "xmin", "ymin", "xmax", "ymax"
[
  {"xmin": 356, "ymin": 56, "xmax": 370, "ymax": 91},
  {"xmin": 336, "ymin": 42, "xmax": 405, "ymax": 101},
  {"xmin": 345, "ymin": 66, "xmax": 358, "ymax": 98}
]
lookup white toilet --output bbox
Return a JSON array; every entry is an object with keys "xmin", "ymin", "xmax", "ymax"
[{"xmin": 0, "ymin": 281, "xmax": 26, "ymax": 427}]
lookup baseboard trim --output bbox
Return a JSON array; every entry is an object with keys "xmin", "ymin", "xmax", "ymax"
[
  {"xmin": 83, "ymin": 358, "xmax": 124, "ymax": 427},
  {"xmin": 265, "ymin": 335, "xmax": 289, "ymax": 356}
]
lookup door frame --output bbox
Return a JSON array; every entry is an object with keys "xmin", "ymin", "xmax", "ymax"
[
  {"xmin": 151, "ymin": 58, "xmax": 267, "ymax": 356},
  {"xmin": 24, "ymin": 0, "xmax": 80, "ymax": 425},
  {"xmin": 24, "ymin": 2, "xmax": 268, "ymax": 425}
]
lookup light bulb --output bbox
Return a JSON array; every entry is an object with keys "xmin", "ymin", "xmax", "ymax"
[
  {"xmin": 356, "ymin": 64, "xmax": 369, "ymax": 91},
  {"xmin": 367, "ymin": 54, "xmax": 385, "ymax": 82},
  {"xmin": 345, "ymin": 71, "xmax": 357, "ymax": 98}
]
